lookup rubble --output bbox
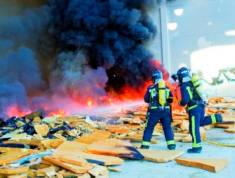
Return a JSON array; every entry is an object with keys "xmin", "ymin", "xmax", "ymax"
[{"xmin": 0, "ymin": 97, "xmax": 234, "ymax": 177}]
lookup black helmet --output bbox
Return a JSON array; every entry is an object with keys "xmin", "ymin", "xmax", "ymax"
[
  {"xmin": 152, "ymin": 70, "xmax": 163, "ymax": 83},
  {"xmin": 177, "ymin": 67, "xmax": 190, "ymax": 83}
]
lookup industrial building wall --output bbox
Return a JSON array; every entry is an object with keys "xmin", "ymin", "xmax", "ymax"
[{"xmin": 166, "ymin": 0, "xmax": 235, "ymax": 97}]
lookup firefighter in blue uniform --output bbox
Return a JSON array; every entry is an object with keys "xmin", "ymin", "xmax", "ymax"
[
  {"xmin": 141, "ymin": 70, "xmax": 176, "ymax": 150},
  {"xmin": 176, "ymin": 67, "xmax": 223, "ymax": 153}
]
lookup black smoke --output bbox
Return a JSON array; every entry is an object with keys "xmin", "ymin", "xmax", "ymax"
[
  {"xmin": 0, "ymin": 0, "xmax": 160, "ymax": 118},
  {"xmin": 48, "ymin": 0, "xmax": 157, "ymax": 91},
  {"xmin": 0, "ymin": 4, "xmax": 50, "ymax": 118}
]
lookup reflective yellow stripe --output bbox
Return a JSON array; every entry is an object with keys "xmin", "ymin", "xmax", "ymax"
[
  {"xmin": 142, "ymin": 141, "xmax": 150, "ymax": 146},
  {"xmin": 167, "ymin": 140, "xmax": 175, "ymax": 145},
  {"xmin": 145, "ymin": 112, "xmax": 150, "ymax": 128},
  {"xmin": 211, "ymin": 114, "xmax": 217, "ymax": 124},
  {"xmin": 186, "ymin": 86, "xmax": 193, "ymax": 100},
  {"xmin": 191, "ymin": 116, "xmax": 197, "ymax": 148},
  {"xmin": 150, "ymin": 106, "xmax": 170, "ymax": 109},
  {"xmin": 150, "ymin": 88, "xmax": 156, "ymax": 97},
  {"xmin": 192, "ymin": 143, "xmax": 201, "ymax": 148},
  {"xmin": 187, "ymin": 105, "xmax": 197, "ymax": 111},
  {"xmin": 166, "ymin": 89, "xmax": 170, "ymax": 99}
]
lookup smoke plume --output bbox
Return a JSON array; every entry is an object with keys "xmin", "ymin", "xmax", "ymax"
[
  {"xmin": 48, "ymin": 0, "xmax": 157, "ymax": 92},
  {"xmin": 0, "ymin": 0, "xmax": 160, "ymax": 118}
]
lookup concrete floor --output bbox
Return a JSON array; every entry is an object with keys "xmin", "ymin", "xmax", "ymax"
[{"xmin": 110, "ymin": 129, "xmax": 235, "ymax": 178}]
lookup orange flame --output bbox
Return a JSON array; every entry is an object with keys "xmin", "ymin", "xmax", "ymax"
[{"xmin": 6, "ymin": 105, "xmax": 31, "ymax": 118}]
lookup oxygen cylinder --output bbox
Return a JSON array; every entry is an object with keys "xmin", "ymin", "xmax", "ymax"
[{"xmin": 158, "ymin": 80, "xmax": 166, "ymax": 106}]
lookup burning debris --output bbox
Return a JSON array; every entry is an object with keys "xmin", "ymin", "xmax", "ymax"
[{"xmin": 0, "ymin": 97, "xmax": 234, "ymax": 177}]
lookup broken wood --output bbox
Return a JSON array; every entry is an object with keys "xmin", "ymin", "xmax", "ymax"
[
  {"xmin": 175, "ymin": 157, "xmax": 228, "ymax": 172},
  {"xmin": 54, "ymin": 141, "xmax": 124, "ymax": 166},
  {"xmin": 44, "ymin": 157, "xmax": 90, "ymax": 174},
  {"xmin": 224, "ymin": 126, "xmax": 235, "ymax": 134},
  {"xmin": 138, "ymin": 149, "xmax": 184, "ymax": 163},
  {"xmin": 88, "ymin": 164, "xmax": 109, "ymax": 178},
  {"xmin": 0, "ymin": 166, "xmax": 29, "ymax": 175},
  {"xmin": 0, "ymin": 148, "xmax": 33, "ymax": 165},
  {"xmin": 34, "ymin": 124, "xmax": 49, "ymax": 137},
  {"xmin": 76, "ymin": 130, "xmax": 111, "ymax": 144}
]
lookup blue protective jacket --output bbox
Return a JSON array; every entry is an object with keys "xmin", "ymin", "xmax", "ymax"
[{"xmin": 144, "ymin": 83, "xmax": 173, "ymax": 109}]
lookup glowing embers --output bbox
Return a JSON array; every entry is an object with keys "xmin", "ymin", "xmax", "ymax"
[{"xmin": 87, "ymin": 100, "xmax": 93, "ymax": 108}]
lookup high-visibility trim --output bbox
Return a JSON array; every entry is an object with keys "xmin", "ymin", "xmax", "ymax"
[
  {"xmin": 142, "ymin": 141, "xmax": 150, "ymax": 146},
  {"xmin": 166, "ymin": 89, "xmax": 170, "ymax": 99},
  {"xmin": 166, "ymin": 140, "xmax": 175, "ymax": 145},
  {"xmin": 192, "ymin": 142, "xmax": 202, "ymax": 148},
  {"xmin": 191, "ymin": 116, "xmax": 197, "ymax": 147},
  {"xmin": 187, "ymin": 105, "xmax": 197, "ymax": 111},
  {"xmin": 145, "ymin": 112, "xmax": 150, "ymax": 128},
  {"xmin": 186, "ymin": 86, "xmax": 193, "ymax": 100},
  {"xmin": 150, "ymin": 88, "xmax": 156, "ymax": 103},
  {"xmin": 150, "ymin": 106, "xmax": 170, "ymax": 109},
  {"xmin": 211, "ymin": 114, "xmax": 217, "ymax": 124}
]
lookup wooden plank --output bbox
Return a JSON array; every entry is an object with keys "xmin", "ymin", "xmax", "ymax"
[
  {"xmin": 215, "ymin": 123, "xmax": 232, "ymax": 129},
  {"xmin": 0, "ymin": 149, "xmax": 33, "ymax": 165},
  {"xmin": 7, "ymin": 173, "xmax": 27, "ymax": 178},
  {"xmin": 176, "ymin": 157, "xmax": 228, "ymax": 172},
  {"xmin": 54, "ymin": 142, "xmax": 123, "ymax": 166},
  {"xmin": 87, "ymin": 144, "xmax": 131, "ymax": 156},
  {"xmin": 76, "ymin": 130, "xmax": 111, "ymax": 144},
  {"xmin": 87, "ymin": 139, "xmax": 143, "ymax": 160},
  {"xmin": 224, "ymin": 126, "xmax": 235, "ymax": 134},
  {"xmin": 36, "ymin": 166, "xmax": 57, "ymax": 177},
  {"xmin": 88, "ymin": 164, "xmax": 109, "ymax": 178},
  {"xmin": 0, "ymin": 166, "xmax": 29, "ymax": 175},
  {"xmin": 138, "ymin": 149, "xmax": 184, "ymax": 163},
  {"xmin": 44, "ymin": 157, "xmax": 90, "ymax": 174},
  {"xmin": 34, "ymin": 124, "xmax": 49, "ymax": 137}
]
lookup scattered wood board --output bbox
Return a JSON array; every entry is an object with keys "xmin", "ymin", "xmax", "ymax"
[
  {"xmin": 44, "ymin": 157, "xmax": 90, "ymax": 174},
  {"xmin": 76, "ymin": 130, "xmax": 111, "ymax": 144},
  {"xmin": 0, "ymin": 148, "xmax": 33, "ymax": 165},
  {"xmin": 224, "ymin": 126, "xmax": 235, "ymax": 134},
  {"xmin": 54, "ymin": 142, "xmax": 123, "ymax": 166},
  {"xmin": 88, "ymin": 164, "xmax": 109, "ymax": 178},
  {"xmin": 34, "ymin": 124, "xmax": 49, "ymax": 137},
  {"xmin": 175, "ymin": 157, "xmax": 228, "ymax": 172},
  {"xmin": 138, "ymin": 149, "xmax": 184, "ymax": 163},
  {"xmin": 215, "ymin": 123, "xmax": 232, "ymax": 129},
  {"xmin": 0, "ymin": 166, "xmax": 29, "ymax": 175}
]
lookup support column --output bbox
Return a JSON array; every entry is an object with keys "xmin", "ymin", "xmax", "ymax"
[{"xmin": 159, "ymin": 0, "xmax": 172, "ymax": 73}]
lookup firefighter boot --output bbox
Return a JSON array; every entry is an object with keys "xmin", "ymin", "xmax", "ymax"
[
  {"xmin": 167, "ymin": 144, "xmax": 176, "ymax": 150},
  {"xmin": 187, "ymin": 147, "xmax": 202, "ymax": 154}
]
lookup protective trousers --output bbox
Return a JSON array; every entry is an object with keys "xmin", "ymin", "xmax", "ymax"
[
  {"xmin": 188, "ymin": 105, "xmax": 221, "ymax": 148},
  {"xmin": 142, "ymin": 109, "xmax": 175, "ymax": 147}
]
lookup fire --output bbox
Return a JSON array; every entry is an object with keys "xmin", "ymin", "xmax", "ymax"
[
  {"xmin": 48, "ymin": 109, "xmax": 67, "ymax": 117},
  {"xmin": 6, "ymin": 105, "xmax": 31, "ymax": 118},
  {"xmin": 87, "ymin": 100, "xmax": 93, "ymax": 107},
  {"xmin": 3, "ymin": 60, "xmax": 184, "ymax": 118}
]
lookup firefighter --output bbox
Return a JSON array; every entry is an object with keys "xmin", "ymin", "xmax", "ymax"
[
  {"xmin": 176, "ymin": 67, "xmax": 223, "ymax": 153},
  {"xmin": 141, "ymin": 70, "xmax": 176, "ymax": 150}
]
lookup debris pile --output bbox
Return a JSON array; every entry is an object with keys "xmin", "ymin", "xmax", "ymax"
[{"xmin": 0, "ymin": 97, "xmax": 234, "ymax": 177}]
